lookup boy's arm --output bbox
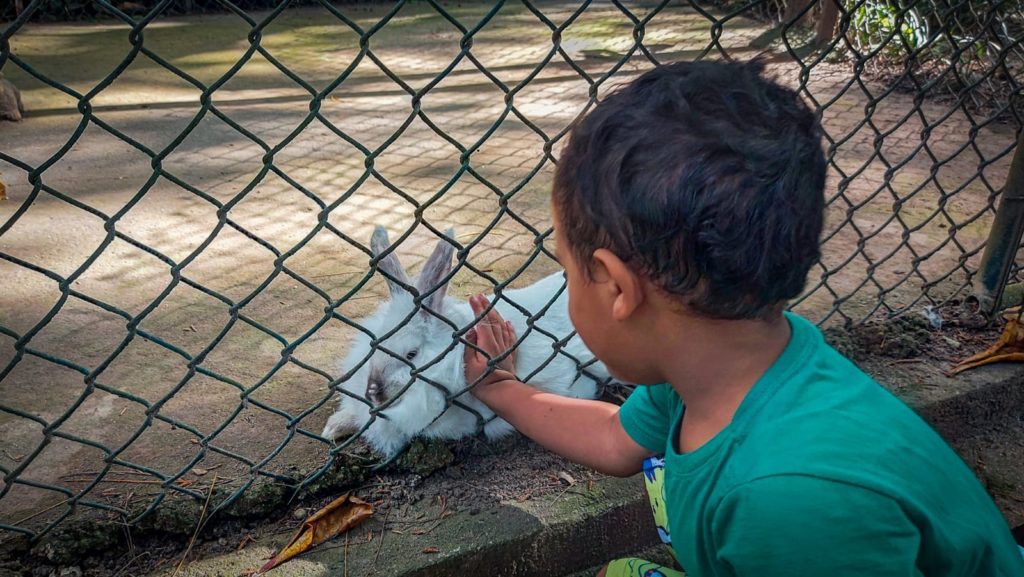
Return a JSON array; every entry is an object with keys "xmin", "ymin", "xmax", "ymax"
[
  {"xmin": 464, "ymin": 294, "xmax": 653, "ymax": 477},
  {"xmin": 714, "ymin": 475, "xmax": 919, "ymax": 575},
  {"xmin": 473, "ymin": 379, "xmax": 653, "ymax": 477}
]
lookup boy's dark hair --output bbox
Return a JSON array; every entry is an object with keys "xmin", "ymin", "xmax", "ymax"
[{"xmin": 553, "ymin": 59, "xmax": 826, "ymax": 320}]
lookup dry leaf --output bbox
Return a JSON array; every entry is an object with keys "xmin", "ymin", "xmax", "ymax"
[
  {"xmin": 557, "ymin": 471, "xmax": 576, "ymax": 486},
  {"xmin": 193, "ymin": 468, "xmax": 208, "ymax": 476},
  {"xmin": 0, "ymin": 178, "xmax": 6, "ymax": 201},
  {"xmin": 176, "ymin": 479, "xmax": 194, "ymax": 488},
  {"xmin": 950, "ymin": 316, "xmax": 1024, "ymax": 375},
  {"xmin": 422, "ymin": 547, "xmax": 440, "ymax": 554},
  {"xmin": 255, "ymin": 493, "xmax": 373, "ymax": 574}
]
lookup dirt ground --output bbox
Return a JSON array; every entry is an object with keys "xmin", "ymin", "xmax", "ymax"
[
  {"xmin": 1, "ymin": 0, "xmax": 1022, "ymax": 564},
  {"xmin": 3, "ymin": 300, "xmax": 1023, "ymax": 577}
]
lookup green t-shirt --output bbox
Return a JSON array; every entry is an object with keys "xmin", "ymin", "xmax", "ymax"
[{"xmin": 619, "ymin": 312, "xmax": 1024, "ymax": 576}]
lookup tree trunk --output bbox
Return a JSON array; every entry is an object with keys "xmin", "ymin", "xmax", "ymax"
[
  {"xmin": 815, "ymin": 0, "xmax": 841, "ymax": 44},
  {"xmin": 783, "ymin": 0, "xmax": 814, "ymax": 27}
]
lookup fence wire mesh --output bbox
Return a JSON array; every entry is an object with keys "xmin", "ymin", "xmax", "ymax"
[{"xmin": 1, "ymin": 0, "xmax": 1022, "ymax": 542}]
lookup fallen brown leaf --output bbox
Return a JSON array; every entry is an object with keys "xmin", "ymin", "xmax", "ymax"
[
  {"xmin": 176, "ymin": 479, "xmax": 194, "ymax": 488},
  {"xmin": 950, "ymin": 316, "xmax": 1024, "ymax": 375},
  {"xmin": 0, "ymin": 178, "xmax": 6, "ymax": 201},
  {"xmin": 422, "ymin": 547, "xmax": 440, "ymax": 554},
  {"xmin": 255, "ymin": 494, "xmax": 373, "ymax": 574}
]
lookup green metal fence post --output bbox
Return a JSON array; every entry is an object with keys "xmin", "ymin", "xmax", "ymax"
[{"xmin": 973, "ymin": 131, "xmax": 1024, "ymax": 314}]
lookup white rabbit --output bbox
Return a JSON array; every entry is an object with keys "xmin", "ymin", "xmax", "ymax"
[{"xmin": 322, "ymin": 226, "xmax": 609, "ymax": 457}]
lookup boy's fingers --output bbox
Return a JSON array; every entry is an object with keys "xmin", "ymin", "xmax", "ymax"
[
  {"xmin": 485, "ymin": 303, "xmax": 504, "ymax": 324},
  {"xmin": 475, "ymin": 312, "xmax": 498, "ymax": 353},
  {"xmin": 469, "ymin": 294, "xmax": 486, "ymax": 317},
  {"xmin": 475, "ymin": 294, "xmax": 491, "ymax": 314}
]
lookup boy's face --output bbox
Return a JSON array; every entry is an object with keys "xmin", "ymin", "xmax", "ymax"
[{"xmin": 552, "ymin": 203, "xmax": 661, "ymax": 385}]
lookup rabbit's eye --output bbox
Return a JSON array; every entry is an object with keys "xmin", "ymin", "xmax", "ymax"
[{"xmin": 406, "ymin": 349, "xmax": 418, "ymax": 361}]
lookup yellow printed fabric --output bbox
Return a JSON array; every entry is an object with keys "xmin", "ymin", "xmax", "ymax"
[
  {"xmin": 603, "ymin": 456, "xmax": 686, "ymax": 577},
  {"xmin": 604, "ymin": 557, "xmax": 685, "ymax": 577}
]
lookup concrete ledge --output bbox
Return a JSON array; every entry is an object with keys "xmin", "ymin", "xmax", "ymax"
[
  {"xmin": 157, "ymin": 475, "xmax": 660, "ymax": 577},
  {"xmin": 148, "ymin": 359, "xmax": 1024, "ymax": 577}
]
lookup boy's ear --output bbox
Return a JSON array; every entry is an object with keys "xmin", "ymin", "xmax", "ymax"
[{"xmin": 591, "ymin": 248, "xmax": 644, "ymax": 321}]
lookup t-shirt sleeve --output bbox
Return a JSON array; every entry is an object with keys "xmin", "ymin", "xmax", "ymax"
[
  {"xmin": 618, "ymin": 383, "xmax": 677, "ymax": 453},
  {"xmin": 712, "ymin": 475, "xmax": 920, "ymax": 576}
]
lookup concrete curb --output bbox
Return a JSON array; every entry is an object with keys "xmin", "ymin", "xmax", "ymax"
[{"xmin": 161, "ymin": 364, "xmax": 1024, "ymax": 577}]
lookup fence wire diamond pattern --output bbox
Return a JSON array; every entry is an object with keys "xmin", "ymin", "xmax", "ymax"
[{"xmin": 0, "ymin": 0, "xmax": 1022, "ymax": 542}]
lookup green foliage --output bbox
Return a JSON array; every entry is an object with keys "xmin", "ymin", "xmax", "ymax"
[{"xmin": 845, "ymin": 0, "xmax": 929, "ymax": 60}]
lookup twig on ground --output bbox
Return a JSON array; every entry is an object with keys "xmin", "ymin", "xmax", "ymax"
[
  {"xmin": 7, "ymin": 498, "xmax": 70, "ymax": 527},
  {"xmin": 62, "ymin": 470, "xmax": 154, "ymax": 478},
  {"xmin": 372, "ymin": 507, "xmax": 390, "ymax": 565},
  {"xmin": 111, "ymin": 551, "xmax": 151, "ymax": 577},
  {"xmin": 172, "ymin": 473, "xmax": 219, "ymax": 577},
  {"xmin": 2, "ymin": 449, "xmax": 25, "ymax": 462}
]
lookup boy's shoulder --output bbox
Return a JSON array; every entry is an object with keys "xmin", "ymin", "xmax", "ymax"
[{"xmin": 720, "ymin": 319, "xmax": 970, "ymax": 503}]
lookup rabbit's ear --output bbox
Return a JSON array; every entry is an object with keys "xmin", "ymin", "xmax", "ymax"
[
  {"xmin": 370, "ymin": 226, "xmax": 411, "ymax": 297},
  {"xmin": 416, "ymin": 229, "xmax": 456, "ymax": 315}
]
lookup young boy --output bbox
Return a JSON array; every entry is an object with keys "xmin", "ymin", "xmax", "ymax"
[{"xmin": 462, "ymin": 60, "xmax": 1024, "ymax": 576}]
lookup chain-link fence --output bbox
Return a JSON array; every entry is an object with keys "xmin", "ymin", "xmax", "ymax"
[{"xmin": 1, "ymin": 0, "xmax": 1022, "ymax": 545}]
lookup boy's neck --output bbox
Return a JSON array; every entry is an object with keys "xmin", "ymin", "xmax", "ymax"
[{"xmin": 654, "ymin": 311, "xmax": 792, "ymax": 453}]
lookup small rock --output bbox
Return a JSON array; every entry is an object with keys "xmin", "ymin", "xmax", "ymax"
[
  {"xmin": 36, "ymin": 543, "xmax": 57, "ymax": 563},
  {"xmin": 469, "ymin": 507, "xmax": 480, "ymax": 516},
  {"xmin": 31, "ymin": 566, "xmax": 51, "ymax": 577},
  {"xmin": 922, "ymin": 305, "xmax": 944, "ymax": 329},
  {"xmin": 292, "ymin": 508, "xmax": 308, "ymax": 520},
  {"xmin": 58, "ymin": 567, "xmax": 82, "ymax": 577},
  {"xmin": 218, "ymin": 538, "xmax": 227, "ymax": 547},
  {"xmin": 942, "ymin": 336, "xmax": 961, "ymax": 349}
]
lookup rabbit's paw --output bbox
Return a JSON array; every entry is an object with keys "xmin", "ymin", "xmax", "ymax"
[{"xmin": 322, "ymin": 406, "xmax": 360, "ymax": 441}]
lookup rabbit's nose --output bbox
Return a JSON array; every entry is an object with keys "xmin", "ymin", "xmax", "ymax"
[{"xmin": 366, "ymin": 380, "xmax": 387, "ymax": 405}]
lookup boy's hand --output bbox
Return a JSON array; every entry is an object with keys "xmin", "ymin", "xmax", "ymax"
[{"xmin": 464, "ymin": 294, "xmax": 518, "ymax": 396}]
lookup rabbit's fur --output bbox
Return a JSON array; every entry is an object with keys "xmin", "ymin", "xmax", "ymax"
[{"xmin": 322, "ymin": 226, "xmax": 607, "ymax": 456}]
